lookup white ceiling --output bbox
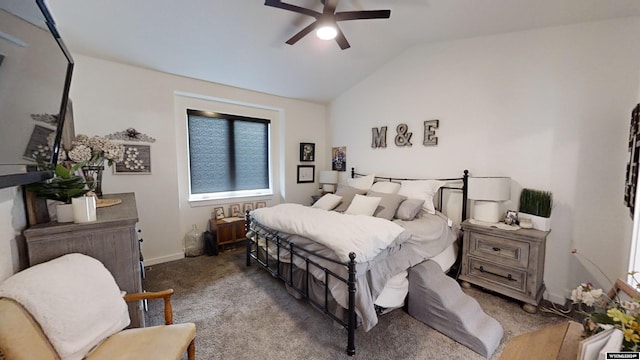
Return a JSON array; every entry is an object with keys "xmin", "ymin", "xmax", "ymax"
[{"xmin": 47, "ymin": 0, "xmax": 640, "ymax": 104}]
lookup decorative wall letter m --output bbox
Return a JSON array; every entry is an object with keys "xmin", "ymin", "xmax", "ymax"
[{"xmin": 371, "ymin": 126, "xmax": 387, "ymax": 148}]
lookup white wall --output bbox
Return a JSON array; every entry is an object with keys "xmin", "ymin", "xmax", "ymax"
[
  {"xmin": 329, "ymin": 17, "xmax": 640, "ymax": 302},
  {"xmin": 69, "ymin": 55, "xmax": 327, "ymax": 265},
  {"xmin": 0, "ymin": 186, "xmax": 28, "ymax": 282}
]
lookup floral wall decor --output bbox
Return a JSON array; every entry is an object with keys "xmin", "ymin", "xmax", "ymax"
[
  {"xmin": 114, "ymin": 144, "xmax": 151, "ymax": 174},
  {"xmin": 105, "ymin": 128, "xmax": 156, "ymax": 143},
  {"xmin": 23, "ymin": 125, "xmax": 55, "ymax": 161}
]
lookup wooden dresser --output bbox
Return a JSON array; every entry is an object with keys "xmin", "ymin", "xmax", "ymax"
[
  {"xmin": 23, "ymin": 193, "xmax": 144, "ymax": 327},
  {"xmin": 459, "ymin": 219, "xmax": 549, "ymax": 313}
]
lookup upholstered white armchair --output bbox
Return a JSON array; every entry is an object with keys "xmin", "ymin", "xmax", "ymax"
[{"xmin": 0, "ymin": 253, "xmax": 195, "ymax": 360}]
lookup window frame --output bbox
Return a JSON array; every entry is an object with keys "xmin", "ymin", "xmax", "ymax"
[{"xmin": 186, "ymin": 109, "xmax": 273, "ymax": 202}]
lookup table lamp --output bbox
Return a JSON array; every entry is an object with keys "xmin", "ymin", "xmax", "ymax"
[
  {"xmin": 467, "ymin": 177, "xmax": 511, "ymax": 223},
  {"xmin": 318, "ymin": 170, "xmax": 338, "ymax": 193}
]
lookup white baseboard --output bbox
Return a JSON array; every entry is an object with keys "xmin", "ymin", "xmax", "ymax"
[
  {"xmin": 144, "ymin": 252, "xmax": 184, "ymax": 266},
  {"xmin": 545, "ymin": 291, "xmax": 567, "ymax": 306}
]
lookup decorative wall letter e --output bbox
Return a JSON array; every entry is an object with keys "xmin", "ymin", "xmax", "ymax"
[
  {"xmin": 371, "ymin": 126, "xmax": 387, "ymax": 148},
  {"xmin": 423, "ymin": 120, "xmax": 439, "ymax": 146},
  {"xmin": 395, "ymin": 124, "xmax": 412, "ymax": 147}
]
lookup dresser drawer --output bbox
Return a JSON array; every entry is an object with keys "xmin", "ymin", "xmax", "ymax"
[
  {"xmin": 467, "ymin": 258, "xmax": 527, "ymax": 293},
  {"xmin": 468, "ymin": 232, "xmax": 529, "ymax": 269}
]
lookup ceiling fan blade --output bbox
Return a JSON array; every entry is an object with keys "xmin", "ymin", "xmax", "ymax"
[
  {"xmin": 264, "ymin": 0, "xmax": 321, "ymax": 18},
  {"xmin": 285, "ymin": 21, "xmax": 319, "ymax": 45},
  {"xmin": 335, "ymin": 9, "xmax": 391, "ymax": 21},
  {"xmin": 334, "ymin": 26, "xmax": 351, "ymax": 50},
  {"xmin": 323, "ymin": 0, "xmax": 339, "ymax": 15}
]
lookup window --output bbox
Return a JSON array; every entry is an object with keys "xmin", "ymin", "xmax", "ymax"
[{"xmin": 187, "ymin": 109, "xmax": 271, "ymax": 200}]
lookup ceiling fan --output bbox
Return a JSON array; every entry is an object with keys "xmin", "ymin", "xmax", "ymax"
[{"xmin": 264, "ymin": 0, "xmax": 391, "ymax": 50}]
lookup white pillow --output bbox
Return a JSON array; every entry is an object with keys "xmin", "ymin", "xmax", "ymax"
[
  {"xmin": 397, "ymin": 180, "xmax": 446, "ymax": 214},
  {"xmin": 345, "ymin": 194, "xmax": 381, "ymax": 216},
  {"xmin": 312, "ymin": 193, "xmax": 343, "ymax": 210},
  {"xmin": 370, "ymin": 181, "xmax": 401, "ymax": 194},
  {"xmin": 347, "ymin": 174, "xmax": 375, "ymax": 191}
]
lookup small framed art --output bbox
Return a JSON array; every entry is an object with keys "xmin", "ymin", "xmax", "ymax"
[
  {"xmin": 332, "ymin": 146, "xmax": 346, "ymax": 171},
  {"xmin": 243, "ymin": 202, "xmax": 254, "ymax": 213},
  {"xmin": 504, "ymin": 210, "xmax": 518, "ymax": 225},
  {"xmin": 300, "ymin": 143, "xmax": 315, "ymax": 162},
  {"xmin": 297, "ymin": 165, "xmax": 315, "ymax": 183},
  {"xmin": 213, "ymin": 207, "xmax": 225, "ymax": 220},
  {"xmin": 255, "ymin": 201, "xmax": 266, "ymax": 208},
  {"xmin": 229, "ymin": 204, "xmax": 241, "ymax": 218}
]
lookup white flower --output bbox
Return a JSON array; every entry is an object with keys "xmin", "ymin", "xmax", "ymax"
[
  {"xmin": 622, "ymin": 300, "xmax": 640, "ymax": 316},
  {"xmin": 67, "ymin": 134, "xmax": 125, "ymax": 167},
  {"xmin": 68, "ymin": 144, "xmax": 92, "ymax": 162}
]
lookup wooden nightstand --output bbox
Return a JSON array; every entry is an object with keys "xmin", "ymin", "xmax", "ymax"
[
  {"xmin": 209, "ymin": 218, "xmax": 246, "ymax": 251},
  {"xmin": 459, "ymin": 219, "xmax": 549, "ymax": 313}
]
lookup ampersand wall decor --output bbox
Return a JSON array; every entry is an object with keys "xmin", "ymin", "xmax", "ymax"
[{"xmin": 395, "ymin": 123, "xmax": 413, "ymax": 147}]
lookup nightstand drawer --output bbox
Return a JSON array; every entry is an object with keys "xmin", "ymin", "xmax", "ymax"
[
  {"xmin": 468, "ymin": 232, "xmax": 529, "ymax": 269},
  {"xmin": 467, "ymin": 258, "xmax": 527, "ymax": 293}
]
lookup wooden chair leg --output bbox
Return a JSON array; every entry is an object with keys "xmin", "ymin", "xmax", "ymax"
[{"xmin": 187, "ymin": 339, "xmax": 195, "ymax": 360}]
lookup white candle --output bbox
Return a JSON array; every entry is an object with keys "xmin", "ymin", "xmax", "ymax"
[{"xmin": 72, "ymin": 196, "xmax": 97, "ymax": 223}]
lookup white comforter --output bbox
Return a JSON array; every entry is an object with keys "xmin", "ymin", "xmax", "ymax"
[{"xmin": 251, "ymin": 203, "xmax": 411, "ymax": 263}]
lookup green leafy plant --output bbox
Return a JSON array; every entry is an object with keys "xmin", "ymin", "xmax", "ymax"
[
  {"xmin": 518, "ymin": 188, "xmax": 553, "ymax": 218},
  {"xmin": 26, "ymin": 162, "xmax": 89, "ymax": 204}
]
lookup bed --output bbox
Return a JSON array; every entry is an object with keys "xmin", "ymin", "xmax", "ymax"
[{"xmin": 245, "ymin": 168, "xmax": 469, "ymax": 356}]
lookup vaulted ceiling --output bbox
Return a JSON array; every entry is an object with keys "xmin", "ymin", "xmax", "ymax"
[{"xmin": 48, "ymin": 0, "xmax": 640, "ymax": 103}]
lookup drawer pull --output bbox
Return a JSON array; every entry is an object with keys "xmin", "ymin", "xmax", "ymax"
[
  {"xmin": 476, "ymin": 266, "xmax": 518, "ymax": 282},
  {"xmin": 492, "ymin": 247, "xmax": 501, "ymax": 252}
]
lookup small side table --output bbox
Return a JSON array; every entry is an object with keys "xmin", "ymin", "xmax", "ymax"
[
  {"xmin": 209, "ymin": 218, "xmax": 246, "ymax": 251},
  {"xmin": 459, "ymin": 219, "xmax": 549, "ymax": 313}
]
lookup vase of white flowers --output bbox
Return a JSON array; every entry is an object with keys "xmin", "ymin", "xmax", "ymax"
[{"xmin": 67, "ymin": 134, "xmax": 124, "ymax": 196}]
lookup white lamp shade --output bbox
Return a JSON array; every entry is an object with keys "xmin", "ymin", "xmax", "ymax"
[
  {"xmin": 319, "ymin": 171, "xmax": 338, "ymax": 185},
  {"xmin": 473, "ymin": 201, "xmax": 501, "ymax": 223},
  {"xmin": 467, "ymin": 177, "xmax": 511, "ymax": 201}
]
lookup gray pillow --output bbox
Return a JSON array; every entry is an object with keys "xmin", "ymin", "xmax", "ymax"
[
  {"xmin": 395, "ymin": 198, "xmax": 426, "ymax": 220},
  {"xmin": 333, "ymin": 185, "xmax": 367, "ymax": 212},
  {"xmin": 367, "ymin": 191, "xmax": 406, "ymax": 220}
]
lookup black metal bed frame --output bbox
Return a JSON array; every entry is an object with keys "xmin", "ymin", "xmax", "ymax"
[{"xmin": 245, "ymin": 168, "xmax": 469, "ymax": 356}]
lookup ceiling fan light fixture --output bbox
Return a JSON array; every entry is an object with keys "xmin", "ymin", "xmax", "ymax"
[{"xmin": 316, "ymin": 25, "xmax": 337, "ymax": 40}]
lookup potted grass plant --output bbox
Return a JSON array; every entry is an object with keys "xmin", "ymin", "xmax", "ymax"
[
  {"xmin": 26, "ymin": 162, "xmax": 88, "ymax": 222},
  {"xmin": 518, "ymin": 188, "xmax": 553, "ymax": 231}
]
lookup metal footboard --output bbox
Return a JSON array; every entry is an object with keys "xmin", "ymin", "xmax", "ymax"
[{"xmin": 245, "ymin": 214, "xmax": 358, "ymax": 356}]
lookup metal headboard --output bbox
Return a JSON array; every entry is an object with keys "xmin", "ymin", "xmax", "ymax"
[{"xmin": 350, "ymin": 167, "xmax": 469, "ymax": 221}]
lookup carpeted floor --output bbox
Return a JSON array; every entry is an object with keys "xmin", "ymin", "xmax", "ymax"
[{"xmin": 143, "ymin": 247, "xmax": 568, "ymax": 359}]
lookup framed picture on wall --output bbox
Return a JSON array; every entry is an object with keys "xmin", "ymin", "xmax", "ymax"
[
  {"xmin": 332, "ymin": 146, "xmax": 346, "ymax": 172},
  {"xmin": 300, "ymin": 142, "xmax": 315, "ymax": 162},
  {"xmin": 297, "ymin": 165, "xmax": 315, "ymax": 183},
  {"xmin": 255, "ymin": 201, "xmax": 266, "ymax": 208},
  {"xmin": 114, "ymin": 144, "xmax": 151, "ymax": 174}
]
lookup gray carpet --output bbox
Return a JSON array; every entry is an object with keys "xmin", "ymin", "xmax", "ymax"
[{"xmin": 143, "ymin": 248, "xmax": 566, "ymax": 359}]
